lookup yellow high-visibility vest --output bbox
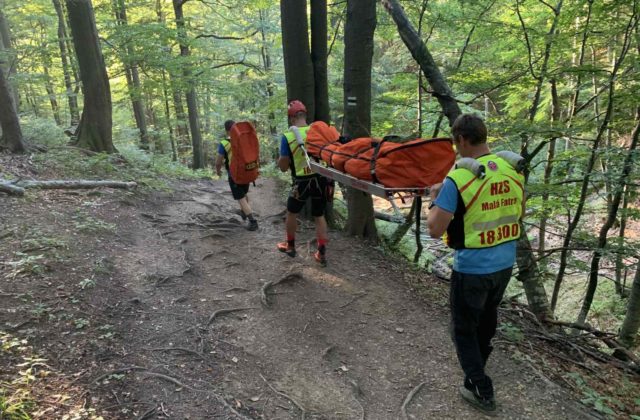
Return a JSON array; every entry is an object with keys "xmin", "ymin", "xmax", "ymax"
[
  {"xmin": 446, "ymin": 154, "xmax": 524, "ymax": 249},
  {"xmin": 284, "ymin": 126, "xmax": 312, "ymax": 178}
]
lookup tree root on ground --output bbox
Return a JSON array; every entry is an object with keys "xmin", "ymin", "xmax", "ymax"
[
  {"xmin": 207, "ymin": 307, "xmax": 257, "ymax": 326},
  {"xmin": 260, "ymin": 373, "xmax": 307, "ymax": 420},
  {"xmin": 260, "ymin": 272, "xmax": 304, "ymax": 307},
  {"xmin": 400, "ymin": 381, "xmax": 426, "ymax": 420},
  {"xmin": 0, "ymin": 179, "xmax": 137, "ymax": 196}
]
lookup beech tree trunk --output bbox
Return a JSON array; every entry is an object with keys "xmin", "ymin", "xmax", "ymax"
[
  {"xmin": 280, "ymin": 0, "xmax": 315, "ymax": 121},
  {"xmin": 619, "ymin": 261, "xmax": 640, "ymax": 349},
  {"xmin": 39, "ymin": 24, "xmax": 62, "ymax": 126},
  {"xmin": 52, "ymin": 0, "xmax": 79, "ymax": 126},
  {"xmin": 311, "ymin": 0, "xmax": 329, "ymax": 123},
  {"xmin": 113, "ymin": 0, "xmax": 149, "ymax": 150},
  {"xmin": 173, "ymin": 0, "xmax": 204, "ymax": 169},
  {"xmin": 343, "ymin": 0, "xmax": 377, "ymax": 240},
  {"xmin": 0, "ymin": 8, "xmax": 18, "ymax": 110},
  {"xmin": 0, "ymin": 65, "xmax": 25, "ymax": 153},
  {"xmin": 66, "ymin": 0, "xmax": 115, "ymax": 153}
]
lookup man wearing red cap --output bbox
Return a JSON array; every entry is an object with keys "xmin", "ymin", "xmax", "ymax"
[{"xmin": 277, "ymin": 100, "xmax": 329, "ymax": 265}]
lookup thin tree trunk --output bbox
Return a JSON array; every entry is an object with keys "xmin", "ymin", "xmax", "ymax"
[
  {"xmin": 172, "ymin": 0, "xmax": 204, "ymax": 169},
  {"xmin": 113, "ymin": 0, "xmax": 149, "ymax": 150},
  {"xmin": 343, "ymin": 0, "xmax": 377, "ymax": 240},
  {"xmin": 381, "ymin": 0, "xmax": 460, "ymax": 126},
  {"xmin": 39, "ymin": 22, "xmax": 62, "ymax": 126},
  {"xmin": 538, "ymin": 79, "xmax": 561, "ymax": 272},
  {"xmin": 52, "ymin": 0, "xmax": 80, "ymax": 126},
  {"xmin": 0, "ymin": 65, "xmax": 25, "ymax": 153},
  {"xmin": 161, "ymin": 69, "xmax": 177, "ymax": 161},
  {"xmin": 619, "ymin": 260, "xmax": 640, "ymax": 349},
  {"xmin": 615, "ymin": 185, "xmax": 630, "ymax": 296},
  {"xmin": 259, "ymin": 9, "xmax": 277, "ymax": 136},
  {"xmin": 553, "ymin": 13, "xmax": 636, "ymax": 315},
  {"xmin": 311, "ymin": 0, "xmax": 329, "ymax": 123},
  {"xmin": 577, "ymin": 107, "xmax": 640, "ymax": 324},
  {"xmin": 66, "ymin": 0, "xmax": 115, "ymax": 153},
  {"xmin": 416, "ymin": 0, "xmax": 428, "ymax": 137},
  {"xmin": 280, "ymin": 0, "xmax": 315, "ymax": 121}
]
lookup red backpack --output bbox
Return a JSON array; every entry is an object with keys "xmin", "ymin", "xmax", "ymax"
[{"xmin": 229, "ymin": 122, "xmax": 260, "ymax": 184}]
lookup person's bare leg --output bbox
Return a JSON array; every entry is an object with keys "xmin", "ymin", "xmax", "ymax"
[
  {"xmin": 286, "ymin": 211, "xmax": 297, "ymax": 238},
  {"xmin": 238, "ymin": 197, "xmax": 252, "ymax": 217}
]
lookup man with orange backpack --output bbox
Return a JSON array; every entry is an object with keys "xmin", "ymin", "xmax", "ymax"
[
  {"xmin": 277, "ymin": 100, "xmax": 329, "ymax": 266},
  {"xmin": 216, "ymin": 119, "xmax": 259, "ymax": 231}
]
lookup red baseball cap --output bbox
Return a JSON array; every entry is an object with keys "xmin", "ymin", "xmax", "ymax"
[{"xmin": 287, "ymin": 100, "xmax": 307, "ymax": 117}]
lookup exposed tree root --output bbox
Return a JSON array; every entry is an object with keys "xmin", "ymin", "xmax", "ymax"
[
  {"xmin": 207, "ymin": 307, "xmax": 257, "ymax": 326},
  {"xmin": 340, "ymin": 292, "xmax": 367, "ymax": 309},
  {"xmin": 400, "ymin": 381, "xmax": 426, "ymax": 420},
  {"xmin": 149, "ymin": 347, "xmax": 205, "ymax": 360},
  {"xmin": 141, "ymin": 371, "xmax": 194, "ymax": 390},
  {"xmin": 260, "ymin": 271, "xmax": 304, "ymax": 307},
  {"xmin": 92, "ymin": 366, "xmax": 148, "ymax": 384},
  {"xmin": 260, "ymin": 373, "xmax": 307, "ymax": 420}
]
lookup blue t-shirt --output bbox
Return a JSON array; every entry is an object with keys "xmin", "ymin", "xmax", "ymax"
[
  {"xmin": 217, "ymin": 142, "xmax": 226, "ymax": 156},
  {"xmin": 279, "ymin": 135, "xmax": 290, "ymax": 157},
  {"xmin": 434, "ymin": 177, "xmax": 516, "ymax": 275}
]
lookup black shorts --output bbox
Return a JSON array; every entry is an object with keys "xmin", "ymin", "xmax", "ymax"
[
  {"xmin": 228, "ymin": 178, "xmax": 249, "ymax": 200},
  {"xmin": 287, "ymin": 176, "xmax": 327, "ymax": 217}
]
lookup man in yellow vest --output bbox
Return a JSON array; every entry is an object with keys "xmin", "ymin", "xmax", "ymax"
[
  {"xmin": 277, "ymin": 100, "xmax": 329, "ymax": 266},
  {"xmin": 216, "ymin": 119, "xmax": 258, "ymax": 231},
  {"xmin": 428, "ymin": 114, "xmax": 525, "ymax": 415}
]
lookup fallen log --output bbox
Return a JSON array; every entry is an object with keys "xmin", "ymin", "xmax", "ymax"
[{"xmin": 0, "ymin": 179, "xmax": 137, "ymax": 196}]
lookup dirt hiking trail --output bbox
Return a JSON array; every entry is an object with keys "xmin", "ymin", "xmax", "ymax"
[{"xmin": 0, "ymin": 178, "xmax": 599, "ymax": 419}]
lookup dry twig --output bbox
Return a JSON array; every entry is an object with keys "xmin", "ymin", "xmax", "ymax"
[
  {"xmin": 400, "ymin": 381, "xmax": 426, "ymax": 420},
  {"xmin": 207, "ymin": 307, "xmax": 257, "ymax": 326}
]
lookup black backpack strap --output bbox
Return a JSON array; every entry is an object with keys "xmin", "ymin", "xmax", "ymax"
[{"xmin": 369, "ymin": 140, "xmax": 386, "ymax": 184}]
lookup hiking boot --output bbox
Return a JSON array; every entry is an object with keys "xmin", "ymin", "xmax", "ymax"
[
  {"xmin": 459, "ymin": 386, "xmax": 497, "ymax": 416},
  {"xmin": 314, "ymin": 250, "xmax": 327, "ymax": 266},
  {"xmin": 234, "ymin": 209, "xmax": 247, "ymax": 221},
  {"xmin": 247, "ymin": 219, "xmax": 258, "ymax": 231},
  {"xmin": 277, "ymin": 242, "xmax": 296, "ymax": 257}
]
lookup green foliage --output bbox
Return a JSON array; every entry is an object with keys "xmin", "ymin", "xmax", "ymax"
[
  {"xmin": 498, "ymin": 322, "xmax": 524, "ymax": 343},
  {"xmin": 566, "ymin": 372, "xmax": 625, "ymax": 418}
]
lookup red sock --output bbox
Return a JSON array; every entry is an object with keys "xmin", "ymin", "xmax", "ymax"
[
  {"xmin": 287, "ymin": 234, "xmax": 295, "ymax": 246},
  {"xmin": 317, "ymin": 238, "xmax": 328, "ymax": 248}
]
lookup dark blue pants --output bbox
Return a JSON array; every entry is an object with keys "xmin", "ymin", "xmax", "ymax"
[{"xmin": 450, "ymin": 267, "xmax": 512, "ymax": 397}]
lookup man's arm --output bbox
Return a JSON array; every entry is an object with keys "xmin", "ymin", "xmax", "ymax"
[
  {"xmin": 426, "ymin": 180, "xmax": 456, "ymax": 238},
  {"xmin": 215, "ymin": 155, "xmax": 224, "ymax": 176},
  {"xmin": 428, "ymin": 206, "xmax": 454, "ymax": 238},
  {"xmin": 278, "ymin": 156, "xmax": 290, "ymax": 172}
]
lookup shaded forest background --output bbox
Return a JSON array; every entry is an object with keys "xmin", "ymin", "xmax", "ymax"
[{"xmin": 1, "ymin": 0, "xmax": 640, "ymax": 416}]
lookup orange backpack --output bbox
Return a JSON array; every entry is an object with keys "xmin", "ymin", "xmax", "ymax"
[
  {"xmin": 229, "ymin": 121, "xmax": 260, "ymax": 184},
  {"xmin": 343, "ymin": 138, "xmax": 455, "ymax": 188}
]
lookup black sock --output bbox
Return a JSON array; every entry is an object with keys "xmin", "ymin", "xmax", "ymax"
[
  {"xmin": 318, "ymin": 245, "xmax": 326, "ymax": 255},
  {"xmin": 247, "ymin": 213, "xmax": 255, "ymax": 221},
  {"xmin": 288, "ymin": 239, "xmax": 295, "ymax": 248}
]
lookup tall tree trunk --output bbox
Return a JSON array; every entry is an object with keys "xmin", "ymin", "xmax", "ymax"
[
  {"xmin": 619, "ymin": 260, "xmax": 640, "ymax": 349},
  {"xmin": 66, "ymin": 0, "xmax": 115, "ymax": 153},
  {"xmin": 39, "ymin": 22, "xmax": 62, "ymax": 126},
  {"xmin": 343, "ymin": 0, "xmax": 377, "ymax": 240},
  {"xmin": 552, "ymin": 12, "xmax": 636, "ymax": 315},
  {"xmin": 615, "ymin": 185, "xmax": 630, "ymax": 296},
  {"xmin": 311, "ymin": 0, "xmax": 329, "ymax": 123},
  {"xmin": 577, "ymin": 107, "xmax": 640, "ymax": 324},
  {"xmin": 280, "ymin": 0, "xmax": 315, "ymax": 121},
  {"xmin": 52, "ymin": 0, "xmax": 80, "ymax": 126},
  {"xmin": 0, "ymin": 65, "xmax": 25, "ymax": 153},
  {"xmin": 538, "ymin": 79, "xmax": 561, "ymax": 272},
  {"xmin": 161, "ymin": 69, "xmax": 177, "ymax": 162},
  {"xmin": 259, "ymin": 9, "xmax": 277, "ymax": 136},
  {"xmin": 172, "ymin": 0, "xmax": 203, "ymax": 169},
  {"xmin": 0, "ymin": 8, "xmax": 19, "ymax": 111},
  {"xmin": 113, "ymin": 0, "xmax": 149, "ymax": 150},
  {"xmin": 381, "ymin": 0, "xmax": 460, "ymax": 126}
]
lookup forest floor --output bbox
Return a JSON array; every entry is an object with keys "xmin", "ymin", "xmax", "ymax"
[{"xmin": 0, "ymin": 166, "xmax": 613, "ymax": 419}]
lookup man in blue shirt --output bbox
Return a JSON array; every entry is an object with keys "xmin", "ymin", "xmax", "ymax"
[{"xmin": 428, "ymin": 114, "xmax": 525, "ymax": 415}]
